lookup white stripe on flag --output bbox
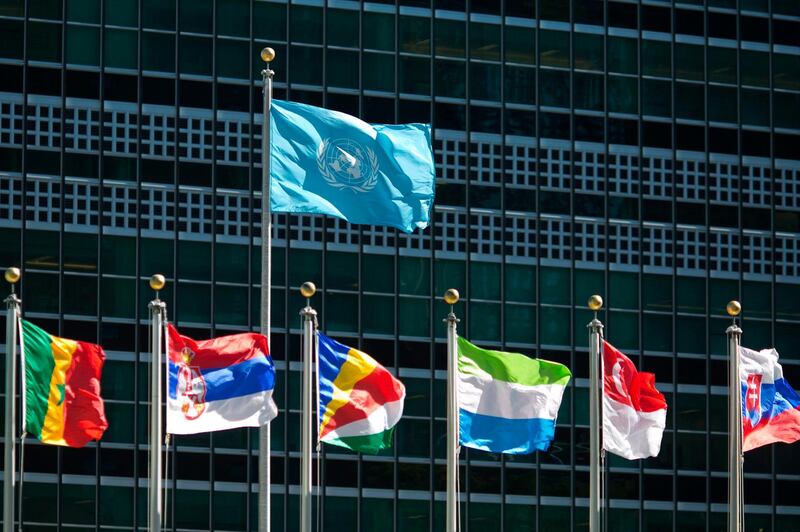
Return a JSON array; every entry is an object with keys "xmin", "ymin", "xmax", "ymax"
[
  {"xmin": 167, "ymin": 389, "xmax": 278, "ymax": 435},
  {"xmin": 602, "ymin": 394, "xmax": 666, "ymax": 460},
  {"xmin": 320, "ymin": 398, "xmax": 404, "ymax": 441},
  {"xmin": 458, "ymin": 372, "xmax": 566, "ymax": 420}
]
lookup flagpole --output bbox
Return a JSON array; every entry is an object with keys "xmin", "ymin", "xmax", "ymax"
[
  {"xmin": 299, "ymin": 282, "xmax": 317, "ymax": 532},
  {"xmin": 444, "ymin": 288, "xmax": 460, "ymax": 532},
  {"xmin": 726, "ymin": 300, "xmax": 743, "ymax": 532},
  {"xmin": 3, "ymin": 267, "xmax": 20, "ymax": 532},
  {"xmin": 258, "ymin": 46, "xmax": 275, "ymax": 532},
  {"xmin": 148, "ymin": 274, "xmax": 166, "ymax": 532},
  {"xmin": 587, "ymin": 295, "xmax": 604, "ymax": 532}
]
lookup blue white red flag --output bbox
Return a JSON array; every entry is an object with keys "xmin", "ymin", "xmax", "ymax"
[
  {"xmin": 740, "ymin": 346, "xmax": 800, "ymax": 452},
  {"xmin": 166, "ymin": 324, "xmax": 278, "ymax": 435}
]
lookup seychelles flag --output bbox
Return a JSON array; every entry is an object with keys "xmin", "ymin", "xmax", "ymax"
[
  {"xmin": 740, "ymin": 346, "xmax": 800, "ymax": 452},
  {"xmin": 317, "ymin": 332, "xmax": 405, "ymax": 453},
  {"xmin": 167, "ymin": 325, "xmax": 277, "ymax": 435},
  {"xmin": 20, "ymin": 319, "xmax": 108, "ymax": 447}
]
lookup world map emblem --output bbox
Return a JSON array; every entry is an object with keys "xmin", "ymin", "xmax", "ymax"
[
  {"xmin": 317, "ymin": 138, "xmax": 380, "ymax": 193},
  {"xmin": 177, "ymin": 347, "xmax": 207, "ymax": 420}
]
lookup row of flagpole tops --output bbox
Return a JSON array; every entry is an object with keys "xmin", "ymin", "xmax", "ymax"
[{"xmin": 4, "ymin": 266, "xmax": 745, "ymax": 320}]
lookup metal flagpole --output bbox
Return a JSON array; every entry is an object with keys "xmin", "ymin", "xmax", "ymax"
[
  {"xmin": 587, "ymin": 295, "xmax": 604, "ymax": 532},
  {"xmin": 148, "ymin": 274, "xmax": 166, "ymax": 532},
  {"xmin": 258, "ymin": 46, "xmax": 276, "ymax": 532},
  {"xmin": 725, "ymin": 300, "xmax": 743, "ymax": 532},
  {"xmin": 299, "ymin": 282, "xmax": 317, "ymax": 532},
  {"xmin": 3, "ymin": 267, "xmax": 21, "ymax": 532},
  {"xmin": 444, "ymin": 288, "xmax": 460, "ymax": 532}
]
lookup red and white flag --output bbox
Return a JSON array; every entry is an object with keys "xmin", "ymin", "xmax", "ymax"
[{"xmin": 602, "ymin": 340, "xmax": 667, "ymax": 460}]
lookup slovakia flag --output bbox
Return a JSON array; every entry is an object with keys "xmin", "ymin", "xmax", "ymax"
[
  {"xmin": 740, "ymin": 347, "xmax": 800, "ymax": 452},
  {"xmin": 602, "ymin": 340, "xmax": 668, "ymax": 460},
  {"xmin": 166, "ymin": 324, "xmax": 278, "ymax": 435}
]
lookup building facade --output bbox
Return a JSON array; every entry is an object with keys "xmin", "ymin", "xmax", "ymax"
[{"xmin": 1, "ymin": 0, "xmax": 800, "ymax": 530}]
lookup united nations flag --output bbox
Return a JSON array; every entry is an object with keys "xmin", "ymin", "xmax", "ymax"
[{"xmin": 269, "ymin": 99, "xmax": 435, "ymax": 233}]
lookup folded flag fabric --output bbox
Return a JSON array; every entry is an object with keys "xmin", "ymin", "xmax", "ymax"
[
  {"xmin": 317, "ymin": 332, "xmax": 405, "ymax": 454},
  {"xmin": 167, "ymin": 324, "xmax": 277, "ymax": 435},
  {"xmin": 270, "ymin": 99, "xmax": 435, "ymax": 233},
  {"xmin": 20, "ymin": 319, "xmax": 108, "ymax": 447},
  {"xmin": 457, "ymin": 336, "xmax": 571, "ymax": 454},
  {"xmin": 740, "ymin": 346, "xmax": 800, "ymax": 452},
  {"xmin": 602, "ymin": 340, "xmax": 667, "ymax": 460}
]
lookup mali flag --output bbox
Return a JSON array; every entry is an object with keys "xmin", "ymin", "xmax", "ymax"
[{"xmin": 20, "ymin": 319, "xmax": 108, "ymax": 447}]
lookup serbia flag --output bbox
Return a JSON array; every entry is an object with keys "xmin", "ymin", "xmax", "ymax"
[{"xmin": 740, "ymin": 347, "xmax": 800, "ymax": 452}]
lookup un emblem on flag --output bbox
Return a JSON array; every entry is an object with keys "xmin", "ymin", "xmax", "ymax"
[{"xmin": 317, "ymin": 138, "xmax": 380, "ymax": 193}]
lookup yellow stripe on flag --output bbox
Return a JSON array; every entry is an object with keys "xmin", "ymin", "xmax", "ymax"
[
  {"xmin": 319, "ymin": 348, "xmax": 378, "ymax": 435},
  {"xmin": 40, "ymin": 335, "xmax": 78, "ymax": 445}
]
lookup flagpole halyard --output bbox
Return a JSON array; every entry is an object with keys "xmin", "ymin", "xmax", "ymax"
[
  {"xmin": 258, "ymin": 46, "xmax": 275, "ymax": 532},
  {"xmin": 726, "ymin": 301, "xmax": 743, "ymax": 532},
  {"xmin": 444, "ymin": 288, "xmax": 460, "ymax": 532},
  {"xmin": 587, "ymin": 295, "xmax": 604, "ymax": 532},
  {"xmin": 148, "ymin": 274, "xmax": 166, "ymax": 532},
  {"xmin": 299, "ymin": 283, "xmax": 317, "ymax": 532},
  {"xmin": 4, "ymin": 267, "xmax": 20, "ymax": 532}
]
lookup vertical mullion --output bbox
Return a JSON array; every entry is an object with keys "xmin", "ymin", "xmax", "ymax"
[
  {"xmin": 246, "ymin": 1, "xmax": 255, "ymax": 530},
  {"xmin": 533, "ymin": 1, "xmax": 541, "ymax": 529},
  {"xmin": 283, "ymin": 5, "xmax": 292, "ymax": 529},
  {"xmin": 498, "ymin": 2, "xmax": 507, "ymax": 529},
  {"xmin": 209, "ymin": 1, "xmax": 218, "ymax": 530},
  {"xmin": 464, "ymin": 6, "xmax": 472, "ymax": 530},
  {"xmin": 170, "ymin": 2, "xmax": 181, "ymax": 530},
  {"xmin": 57, "ymin": 3, "xmax": 67, "ymax": 528},
  {"xmin": 319, "ymin": 3, "xmax": 328, "ymax": 531},
  {"xmin": 767, "ymin": 1, "xmax": 777, "ymax": 529},
  {"xmin": 567, "ymin": 3, "xmax": 578, "ymax": 530}
]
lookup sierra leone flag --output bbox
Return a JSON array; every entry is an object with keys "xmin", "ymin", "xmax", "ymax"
[
  {"xmin": 317, "ymin": 332, "xmax": 405, "ymax": 454},
  {"xmin": 458, "ymin": 337, "xmax": 571, "ymax": 454}
]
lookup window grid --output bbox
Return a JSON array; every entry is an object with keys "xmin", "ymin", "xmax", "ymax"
[
  {"xmin": 607, "ymin": 151, "xmax": 639, "ymax": 196},
  {"xmin": 675, "ymin": 158, "xmax": 706, "ymax": 202},
  {"xmin": 65, "ymin": 104, "xmax": 100, "ymax": 152},
  {"xmin": 709, "ymin": 160, "xmax": 739, "ymax": 204},
  {"xmin": 642, "ymin": 155, "xmax": 672, "ymax": 199},
  {"xmin": 0, "ymin": 96, "xmax": 23, "ymax": 146},
  {"xmin": 539, "ymin": 216, "xmax": 571, "ymax": 263},
  {"xmin": 775, "ymin": 164, "xmax": 800, "ymax": 210},
  {"xmin": 503, "ymin": 214, "xmax": 536, "ymax": 259},
  {"xmin": 573, "ymin": 148, "xmax": 605, "ymax": 194},
  {"xmin": 676, "ymin": 227, "xmax": 707, "ymax": 272},
  {"xmin": 741, "ymin": 162, "xmax": 772, "ymax": 207}
]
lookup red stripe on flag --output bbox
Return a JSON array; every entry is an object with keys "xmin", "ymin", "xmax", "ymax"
[
  {"xmin": 62, "ymin": 341, "xmax": 108, "ymax": 447},
  {"xmin": 603, "ymin": 340, "xmax": 667, "ymax": 414},
  {"xmin": 168, "ymin": 324, "xmax": 270, "ymax": 369},
  {"xmin": 320, "ymin": 364, "xmax": 404, "ymax": 439},
  {"xmin": 743, "ymin": 406, "xmax": 800, "ymax": 452}
]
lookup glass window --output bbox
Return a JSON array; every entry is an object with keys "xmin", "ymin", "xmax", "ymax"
[
  {"xmin": 175, "ymin": 489, "xmax": 209, "ymax": 529},
  {"xmin": 608, "ymin": 37, "xmax": 637, "ymax": 75},
  {"xmin": 180, "ymin": 0, "xmax": 211, "ymax": 33},
  {"xmin": 469, "ymin": 302, "xmax": 501, "ymax": 341},
  {"xmin": 574, "ymin": 33, "xmax": 603, "ymax": 71},
  {"xmin": 216, "ymin": 0, "xmax": 247, "ymax": 38},
  {"xmin": 400, "ymin": 16, "xmax": 430, "ymax": 54},
  {"xmin": 140, "ymin": 238, "xmax": 173, "ymax": 277},
  {"xmin": 179, "ymin": 35, "xmax": 211, "ymax": 75},
  {"xmin": 740, "ymin": 50, "xmax": 769, "ymax": 87},
  {"xmin": 676, "ymin": 433, "xmax": 706, "ymax": 470},
  {"xmin": 105, "ymin": 0, "xmax": 137, "ymax": 26},
  {"xmin": 435, "ymin": 19, "xmax": 465, "ymax": 58},
  {"xmin": 400, "ymin": 56, "xmax": 430, "ymax": 95},
  {"xmin": 774, "ymin": 53, "xmax": 800, "ymax": 91},
  {"xmin": 470, "ymin": 62, "xmax": 500, "ymax": 100},
  {"xmin": 0, "ymin": 19, "xmax": 23, "ymax": 59},
  {"xmin": 142, "ymin": 0, "xmax": 174, "ymax": 30},
  {"xmin": 435, "ymin": 59, "xmax": 466, "ymax": 98},
  {"xmin": 363, "ymin": 52, "xmax": 395, "ymax": 92},
  {"xmin": 540, "ymin": 306, "xmax": 570, "ymax": 346},
  {"xmin": 774, "ymin": 92, "xmax": 800, "ymax": 130},
  {"xmin": 540, "ymin": 505, "xmax": 570, "ymax": 528},
  {"xmin": 216, "ymin": 284, "xmax": 248, "ymax": 326},
  {"xmin": 504, "ymin": 264, "xmax": 535, "ymax": 303},
  {"xmin": 775, "ymin": 283, "xmax": 800, "ymax": 320},
  {"xmin": 399, "ymin": 256, "xmax": 430, "ymax": 296},
  {"xmin": 609, "ymin": 311, "xmax": 638, "ymax": 350},
  {"xmin": 643, "ymin": 314, "xmax": 672, "ymax": 352},
  {"xmin": 177, "ymin": 282, "xmax": 210, "ymax": 323},
  {"xmin": 29, "ymin": 0, "xmax": 61, "ymax": 19},
  {"xmin": 364, "ymin": 12, "xmax": 394, "ymax": 52},
  {"xmin": 63, "ymin": 274, "xmax": 97, "ymax": 315},
  {"xmin": 398, "ymin": 498, "xmax": 429, "ymax": 532},
  {"xmin": 539, "ymin": 69, "xmax": 569, "ymax": 108},
  {"xmin": 676, "ymin": 276, "xmax": 704, "ymax": 313},
  {"xmin": 608, "ymin": 75, "xmax": 637, "ymax": 114},
  {"xmin": 254, "ymin": 1, "xmax": 286, "ymax": 41},
  {"xmin": 741, "ymin": 89, "xmax": 769, "ymax": 127},
  {"xmin": 217, "ymin": 38, "xmax": 248, "ymax": 79},
  {"xmin": 642, "ymin": 79, "xmax": 671, "ymax": 117},
  {"xmin": 469, "ymin": 261, "xmax": 500, "ymax": 300},
  {"xmin": 362, "ymin": 254, "xmax": 393, "ymax": 293},
  {"xmin": 362, "ymin": 293, "xmax": 393, "ymax": 334},
  {"xmin": 707, "ymin": 46, "xmax": 736, "ymax": 84},
  {"xmin": 67, "ymin": 0, "xmax": 99, "ymax": 23},
  {"xmin": 506, "ymin": 304, "xmax": 535, "ymax": 344},
  {"xmin": 104, "ymin": 28, "xmax": 137, "ymax": 69},
  {"xmin": 470, "ymin": 22, "xmax": 500, "ymax": 61},
  {"xmin": 399, "ymin": 297, "xmax": 430, "ymax": 337},
  {"xmin": 327, "ymin": 9, "xmax": 358, "ymax": 48},
  {"xmin": 539, "ymin": 30, "xmax": 569, "ymax": 68},
  {"xmin": 609, "ymin": 272, "xmax": 637, "ymax": 309},
  {"xmin": 641, "ymin": 40, "xmax": 671, "ymax": 78},
  {"xmin": 435, "ymin": 259, "xmax": 465, "ymax": 296},
  {"xmin": 643, "ymin": 274, "xmax": 672, "ymax": 311},
  {"xmin": 708, "ymin": 85, "xmax": 737, "ymax": 123},
  {"xmin": 505, "ymin": 66, "xmax": 535, "ymax": 104},
  {"xmin": 28, "ymin": 22, "xmax": 62, "ymax": 63},
  {"xmin": 290, "ymin": 5, "xmax": 322, "ymax": 45},
  {"xmin": 675, "ymin": 82, "xmax": 704, "ymax": 120},
  {"xmin": 540, "ymin": 267, "xmax": 569, "ymax": 304},
  {"xmin": 289, "ymin": 45, "xmax": 322, "ymax": 86},
  {"xmin": 574, "ymin": 72, "xmax": 603, "ymax": 111},
  {"xmin": 327, "ymin": 49, "xmax": 359, "ymax": 89},
  {"xmin": 505, "ymin": 26, "xmax": 534, "ymax": 65},
  {"xmin": 101, "ymin": 277, "xmax": 134, "ymax": 318},
  {"xmin": 675, "ymin": 43, "xmax": 704, "ymax": 81}
]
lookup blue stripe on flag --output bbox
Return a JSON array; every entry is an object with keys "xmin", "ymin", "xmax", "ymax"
[
  {"xmin": 317, "ymin": 332, "xmax": 352, "ymax": 420},
  {"xmin": 741, "ymin": 378, "xmax": 800, "ymax": 425},
  {"xmin": 459, "ymin": 409, "xmax": 556, "ymax": 454},
  {"xmin": 168, "ymin": 357, "xmax": 275, "ymax": 402}
]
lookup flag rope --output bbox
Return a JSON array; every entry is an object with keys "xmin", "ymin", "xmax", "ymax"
[
  {"xmin": 16, "ymin": 431, "xmax": 25, "ymax": 532},
  {"xmin": 16, "ymin": 313, "xmax": 25, "ymax": 532},
  {"xmin": 162, "ymin": 319, "xmax": 170, "ymax": 530}
]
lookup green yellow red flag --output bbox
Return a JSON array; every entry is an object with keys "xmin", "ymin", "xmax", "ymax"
[{"xmin": 20, "ymin": 319, "xmax": 108, "ymax": 447}]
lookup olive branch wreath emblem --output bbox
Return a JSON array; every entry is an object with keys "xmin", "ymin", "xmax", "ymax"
[{"xmin": 317, "ymin": 139, "xmax": 380, "ymax": 193}]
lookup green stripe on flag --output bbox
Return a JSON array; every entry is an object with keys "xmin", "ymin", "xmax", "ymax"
[
  {"xmin": 457, "ymin": 336, "xmax": 571, "ymax": 386},
  {"xmin": 21, "ymin": 319, "xmax": 56, "ymax": 438},
  {"xmin": 324, "ymin": 428, "xmax": 395, "ymax": 455}
]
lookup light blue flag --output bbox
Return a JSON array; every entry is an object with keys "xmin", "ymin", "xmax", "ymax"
[{"xmin": 269, "ymin": 99, "xmax": 435, "ymax": 233}]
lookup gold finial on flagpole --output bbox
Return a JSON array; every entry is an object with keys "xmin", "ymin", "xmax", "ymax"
[
  {"xmin": 260, "ymin": 47, "xmax": 276, "ymax": 64},
  {"xmin": 4, "ymin": 267, "xmax": 20, "ymax": 285},
  {"xmin": 443, "ymin": 289, "xmax": 459, "ymax": 306},
  {"xmin": 300, "ymin": 281, "xmax": 316, "ymax": 300},
  {"xmin": 726, "ymin": 300, "xmax": 741, "ymax": 318},
  {"xmin": 588, "ymin": 294, "xmax": 603, "ymax": 311},
  {"xmin": 149, "ymin": 274, "xmax": 166, "ymax": 292}
]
